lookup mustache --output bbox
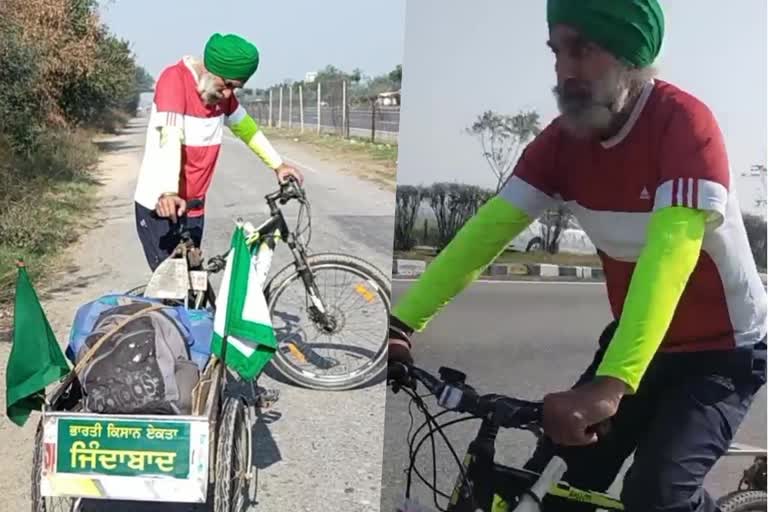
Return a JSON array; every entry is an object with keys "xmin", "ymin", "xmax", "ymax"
[{"xmin": 553, "ymin": 79, "xmax": 595, "ymax": 103}]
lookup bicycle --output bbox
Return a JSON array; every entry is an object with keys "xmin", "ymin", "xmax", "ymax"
[
  {"xmin": 386, "ymin": 362, "xmax": 768, "ymax": 512},
  {"xmin": 128, "ymin": 176, "xmax": 391, "ymax": 391}
]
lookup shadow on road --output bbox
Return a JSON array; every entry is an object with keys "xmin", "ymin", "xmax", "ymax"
[
  {"xmin": 253, "ymin": 409, "xmax": 283, "ymax": 470},
  {"xmin": 94, "ymin": 139, "xmax": 143, "ymax": 154}
]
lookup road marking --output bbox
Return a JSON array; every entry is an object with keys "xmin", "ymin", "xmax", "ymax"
[{"xmin": 392, "ymin": 278, "xmax": 605, "ymax": 286}]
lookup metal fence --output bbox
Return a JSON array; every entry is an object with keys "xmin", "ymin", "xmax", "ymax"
[{"xmin": 242, "ymin": 80, "xmax": 400, "ymax": 143}]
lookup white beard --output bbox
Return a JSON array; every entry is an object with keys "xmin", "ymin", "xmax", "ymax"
[
  {"xmin": 554, "ymin": 66, "xmax": 636, "ymax": 139},
  {"xmin": 198, "ymin": 73, "xmax": 223, "ymax": 105}
]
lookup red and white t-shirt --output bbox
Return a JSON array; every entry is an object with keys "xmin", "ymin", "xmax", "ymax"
[
  {"xmin": 134, "ymin": 57, "xmax": 250, "ymax": 217},
  {"xmin": 501, "ymin": 79, "xmax": 766, "ymax": 352}
]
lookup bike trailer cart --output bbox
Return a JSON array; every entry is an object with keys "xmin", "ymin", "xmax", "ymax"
[{"xmin": 33, "ymin": 347, "xmax": 259, "ymax": 512}]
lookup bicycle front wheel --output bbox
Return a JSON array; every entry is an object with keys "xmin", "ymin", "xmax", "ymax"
[{"xmin": 265, "ymin": 253, "xmax": 391, "ymax": 391}]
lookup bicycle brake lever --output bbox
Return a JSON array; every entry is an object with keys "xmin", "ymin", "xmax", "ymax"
[{"xmin": 387, "ymin": 362, "xmax": 416, "ymax": 393}]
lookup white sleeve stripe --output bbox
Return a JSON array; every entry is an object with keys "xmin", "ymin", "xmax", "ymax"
[
  {"xmin": 151, "ymin": 108, "xmax": 185, "ymax": 129},
  {"xmin": 225, "ymin": 105, "xmax": 248, "ymax": 126},
  {"xmin": 499, "ymin": 175, "xmax": 556, "ymax": 218},
  {"xmin": 654, "ymin": 178, "xmax": 727, "ymax": 226},
  {"xmin": 688, "ymin": 177, "xmax": 695, "ymax": 208}
]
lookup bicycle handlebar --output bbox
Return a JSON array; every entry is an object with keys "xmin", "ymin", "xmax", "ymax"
[
  {"xmin": 267, "ymin": 175, "xmax": 307, "ymax": 206},
  {"xmin": 388, "ymin": 362, "xmax": 543, "ymax": 430}
]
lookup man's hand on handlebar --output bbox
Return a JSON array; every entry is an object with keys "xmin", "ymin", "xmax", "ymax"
[
  {"xmin": 389, "ymin": 338, "xmax": 414, "ymax": 366},
  {"xmin": 388, "ymin": 315, "xmax": 415, "ymax": 374},
  {"xmin": 276, "ymin": 163, "xmax": 304, "ymax": 186},
  {"xmin": 542, "ymin": 376, "xmax": 626, "ymax": 446},
  {"xmin": 155, "ymin": 193, "xmax": 187, "ymax": 223}
]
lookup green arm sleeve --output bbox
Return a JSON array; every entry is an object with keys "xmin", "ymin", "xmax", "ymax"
[
  {"xmin": 228, "ymin": 113, "xmax": 284, "ymax": 170},
  {"xmin": 392, "ymin": 196, "xmax": 533, "ymax": 332},
  {"xmin": 595, "ymin": 206, "xmax": 708, "ymax": 392}
]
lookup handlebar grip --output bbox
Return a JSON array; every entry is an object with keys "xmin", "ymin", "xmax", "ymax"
[
  {"xmin": 387, "ymin": 362, "xmax": 410, "ymax": 382},
  {"xmin": 586, "ymin": 418, "xmax": 612, "ymax": 438}
]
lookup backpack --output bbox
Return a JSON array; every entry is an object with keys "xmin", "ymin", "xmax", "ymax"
[
  {"xmin": 73, "ymin": 301, "xmax": 200, "ymax": 415},
  {"xmin": 67, "ymin": 293, "xmax": 215, "ymax": 371}
]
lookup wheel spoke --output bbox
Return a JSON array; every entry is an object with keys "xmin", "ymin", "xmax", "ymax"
[{"xmin": 269, "ymin": 257, "xmax": 390, "ymax": 390}]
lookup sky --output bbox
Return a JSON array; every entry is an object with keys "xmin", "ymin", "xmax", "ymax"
[
  {"xmin": 395, "ymin": 1, "xmax": 767, "ymax": 215},
  {"xmin": 97, "ymin": 0, "xmax": 406, "ymax": 89}
]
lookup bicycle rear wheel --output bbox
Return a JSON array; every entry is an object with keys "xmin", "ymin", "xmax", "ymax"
[
  {"xmin": 265, "ymin": 253, "xmax": 391, "ymax": 391},
  {"xmin": 213, "ymin": 397, "xmax": 251, "ymax": 512},
  {"xmin": 717, "ymin": 490, "xmax": 767, "ymax": 511},
  {"xmin": 32, "ymin": 419, "xmax": 80, "ymax": 512}
]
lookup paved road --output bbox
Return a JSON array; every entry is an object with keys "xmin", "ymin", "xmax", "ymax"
[
  {"xmin": 380, "ymin": 280, "xmax": 767, "ymax": 512},
  {"xmin": 0, "ymin": 116, "xmax": 395, "ymax": 512}
]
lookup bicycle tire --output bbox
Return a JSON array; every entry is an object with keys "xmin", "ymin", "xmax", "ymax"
[
  {"xmin": 214, "ymin": 397, "xmax": 251, "ymax": 512},
  {"xmin": 265, "ymin": 253, "xmax": 391, "ymax": 391},
  {"xmin": 717, "ymin": 490, "xmax": 768, "ymax": 512},
  {"xmin": 31, "ymin": 419, "xmax": 79, "ymax": 512}
]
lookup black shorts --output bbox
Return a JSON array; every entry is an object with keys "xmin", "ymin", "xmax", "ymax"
[{"xmin": 134, "ymin": 202, "xmax": 205, "ymax": 271}]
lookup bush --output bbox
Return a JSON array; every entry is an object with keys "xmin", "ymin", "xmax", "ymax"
[
  {"xmin": 0, "ymin": 21, "xmax": 46, "ymax": 154},
  {"xmin": 394, "ymin": 185, "xmax": 424, "ymax": 251},
  {"xmin": 426, "ymin": 182, "xmax": 493, "ymax": 250},
  {"xmin": 0, "ymin": 130, "xmax": 99, "ymax": 253}
]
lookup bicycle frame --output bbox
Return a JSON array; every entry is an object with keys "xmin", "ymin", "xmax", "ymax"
[
  {"xmin": 410, "ymin": 416, "xmax": 765, "ymax": 512},
  {"xmin": 241, "ymin": 189, "xmax": 330, "ymax": 324},
  {"xmin": 439, "ymin": 416, "xmax": 625, "ymax": 512}
]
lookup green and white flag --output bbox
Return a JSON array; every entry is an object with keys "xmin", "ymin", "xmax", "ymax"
[{"xmin": 212, "ymin": 225, "xmax": 277, "ymax": 380}]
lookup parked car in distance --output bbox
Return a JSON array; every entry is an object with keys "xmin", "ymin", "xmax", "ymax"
[{"xmin": 508, "ymin": 218, "xmax": 597, "ymax": 255}]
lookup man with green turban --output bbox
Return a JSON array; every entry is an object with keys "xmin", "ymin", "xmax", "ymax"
[
  {"xmin": 387, "ymin": 2, "xmax": 766, "ymax": 512},
  {"xmin": 134, "ymin": 33, "xmax": 304, "ymax": 271}
]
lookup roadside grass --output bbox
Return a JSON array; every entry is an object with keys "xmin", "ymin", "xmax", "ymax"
[
  {"xmin": 262, "ymin": 126, "xmax": 398, "ymax": 189},
  {"xmin": 0, "ymin": 131, "xmax": 103, "ymax": 305}
]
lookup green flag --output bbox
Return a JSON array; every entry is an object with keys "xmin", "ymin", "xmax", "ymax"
[
  {"xmin": 6, "ymin": 261, "xmax": 70, "ymax": 426},
  {"xmin": 211, "ymin": 225, "xmax": 277, "ymax": 380}
]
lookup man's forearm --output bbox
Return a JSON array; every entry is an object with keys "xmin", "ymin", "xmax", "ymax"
[
  {"xmin": 392, "ymin": 196, "xmax": 534, "ymax": 332},
  {"xmin": 228, "ymin": 112, "xmax": 284, "ymax": 170},
  {"xmin": 595, "ymin": 206, "xmax": 707, "ymax": 392}
]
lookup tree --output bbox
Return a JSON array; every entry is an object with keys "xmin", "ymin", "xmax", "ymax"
[
  {"xmin": 394, "ymin": 185, "xmax": 423, "ymax": 251},
  {"xmin": 388, "ymin": 64, "xmax": 402, "ymax": 85},
  {"xmin": 467, "ymin": 109, "xmax": 541, "ymax": 193},
  {"xmin": 743, "ymin": 213, "xmax": 767, "ymax": 270},
  {"xmin": 0, "ymin": 19, "xmax": 45, "ymax": 154},
  {"xmin": 135, "ymin": 66, "xmax": 154, "ymax": 92},
  {"xmin": 539, "ymin": 204, "xmax": 575, "ymax": 254}
]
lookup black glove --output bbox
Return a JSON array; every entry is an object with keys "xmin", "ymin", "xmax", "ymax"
[{"xmin": 388, "ymin": 315, "xmax": 415, "ymax": 366}]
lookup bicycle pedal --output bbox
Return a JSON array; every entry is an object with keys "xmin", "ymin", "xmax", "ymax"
[{"xmin": 255, "ymin": 388, "xmax": 280, "ymax": 409}]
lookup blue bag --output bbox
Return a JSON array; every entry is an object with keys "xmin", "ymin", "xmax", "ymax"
[{"xmin": 66, "ymin": 294, "xmax": 215, "ymax": 371}]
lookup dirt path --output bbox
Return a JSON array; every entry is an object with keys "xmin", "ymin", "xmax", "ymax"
[{"xmin": 0, "ymin": 123, "xmax": 148, "ymax": 511}]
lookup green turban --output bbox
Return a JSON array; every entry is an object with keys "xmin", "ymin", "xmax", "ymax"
[
  {"xmin": 203, "ymin": 33, "xmax": 260, "ymax": 82},
  {"xmin": 547, "ymin": 0, "xmax": 664, "ymax": 68}
]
